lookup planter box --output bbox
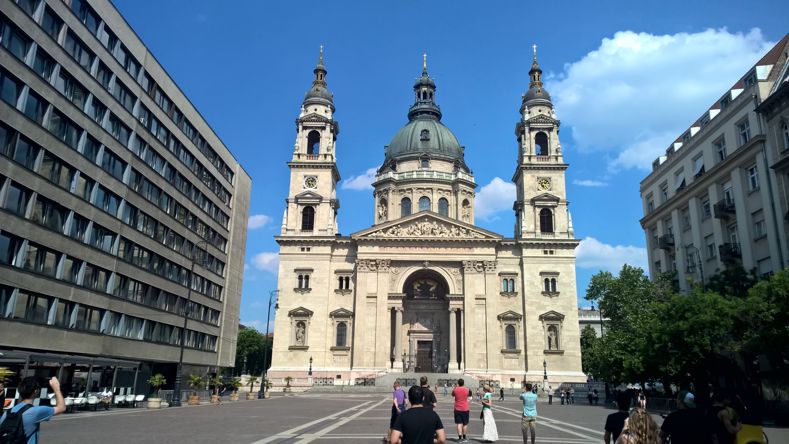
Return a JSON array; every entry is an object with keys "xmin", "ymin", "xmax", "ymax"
[
  {"xmin": 230, "ymin": 392, "xmax": 239, "ymax": 401},
  {"xmin": 187, "ymin": 395, "xmax": 200, "ymax": 405},
  {"xmin": 147, "ymin": 398, "xmax": 162, "ymax": 409},
  {"xmin": 210, "ymin": 395, "xmax": 221, "ymax": 405},
  {"xmin": 246, "ymin": 393, "xmax": 256, "ymax": 400}
]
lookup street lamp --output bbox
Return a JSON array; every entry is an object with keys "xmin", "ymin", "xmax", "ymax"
[
  {"xmin": 308, "ymin": 356, "xmax": 313, "ymax": 376},
  {"xmin": 402, "ymin": 351, "xmax": 406, "ymax": 371},
  {"xmin": 172, "ymin": 240, "xmax": 208, "ymax": 407},
  {"xmin": 543, "ymin": 359, "xmax": 548, "ymax": 384},
  {"xmin": 259, "ymin": 289, "xmax": 278, "ymax": 399}
]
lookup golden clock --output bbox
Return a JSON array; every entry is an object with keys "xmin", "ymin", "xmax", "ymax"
[{"xmin": 537, "ymin": 177, "xmax": 552, "ymax": 191}]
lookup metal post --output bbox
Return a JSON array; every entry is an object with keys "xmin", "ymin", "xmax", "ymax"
[
  {"xmin": 172, "ymin": 240, "xmax": 207, "ymax": 407},
  {"xmin": 308, "ymin": 356, "xmax": 313, "ymax": 376},
  {"xmin": 259, "ymin": 290, "xmax": 277, "ymax": 399}
]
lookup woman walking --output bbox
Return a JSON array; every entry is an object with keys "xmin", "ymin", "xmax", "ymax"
[
  {"xmin": 386, "ymin": 381, "xmax": 406, "ymax": 443},
  {"xmin": 481, "ymin": 385, "xmax": 499, "ymax": 442},
  {"xmin": 615, "ymin": 408, "xmax": 660, "ymax": 444}
]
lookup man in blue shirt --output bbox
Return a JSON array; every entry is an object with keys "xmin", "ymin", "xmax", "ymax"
[
  {"xmin": 0, "ymin": 376, "xmax": 66, "ymax": 443},
  {"xmin": 520, "ymin": 383, "xmax": 538, "ymax": 444}
]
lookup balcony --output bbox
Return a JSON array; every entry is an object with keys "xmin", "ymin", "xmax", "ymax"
[
  {"xmin": 719, "ymin": 243, "xmax": 742, "ymax": 263},
  {"xmin": 658, "ymin": 234, "xmax": 675, "ymax": 250},
  {"xmin": 713, "ymin": 199, "xmax": 736, "ymax": 219}
]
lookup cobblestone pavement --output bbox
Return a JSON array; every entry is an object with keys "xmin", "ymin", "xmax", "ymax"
[{"xmin": 41, "ymin": 393, "xmax": 789, "ymax": 443}]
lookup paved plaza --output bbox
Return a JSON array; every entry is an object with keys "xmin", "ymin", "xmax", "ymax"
[{"xmin": 41, "ymin": 392, "xmax": 788, "ymax": 443}]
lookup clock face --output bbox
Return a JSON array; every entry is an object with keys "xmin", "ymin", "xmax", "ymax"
[
  {"xmin": 304, "ymin": 176, "xmax": 317, "ymax": 189},
  {"xmin": 537, "ymin": 178, "xmax": 552, "ymax": 191}
]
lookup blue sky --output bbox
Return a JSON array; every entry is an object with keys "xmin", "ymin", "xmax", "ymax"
[{"xmin": 114, "ymin": 0, "xmax": 788, "ymax": 331}]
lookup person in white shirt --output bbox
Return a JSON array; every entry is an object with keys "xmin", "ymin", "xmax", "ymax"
[{"xmin": 99, "ymin": 388, "xmax": 113, "ymax": 410}]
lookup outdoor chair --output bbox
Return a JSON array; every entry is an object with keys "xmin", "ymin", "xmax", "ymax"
[
  {"xmin": 113, "ymin": 396, "xmax": 125, "ymax": 408},
  {"xmin": 64, "ymin": 397, "xmax": 74, "ymax": 413},
  {"xmin": 72, "ymin": 397, "xmax": 86, "ymax": 411},
  {"xmin": 86, "ymin": 396, "xmax": 98, "ymax": 411},
  {"xmin": 125, "ymin": 394, "xmax": 136, "ymax": 407},
  {"xmin": 133, "ymin": 395, "xmax": 145, "ymax": 407}
]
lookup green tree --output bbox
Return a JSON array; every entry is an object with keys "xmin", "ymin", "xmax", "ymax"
[
  {"xmin": 746, "ymin": 269, "xmax": 789, "ymax": 371},
  {"xmin": 579, "ymin": 325, "xmax": 597, "ymax": 374},
  {"xmin": 234, "ymin": 328, "xmax": 266, "ymax": 375}
]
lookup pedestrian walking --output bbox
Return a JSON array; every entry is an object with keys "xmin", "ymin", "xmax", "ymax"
[
  {"xmin": 593, "ymin": 389, "xmax": 599, "ymax": 405},
  {"xmin": 588, "ymin": 389, "xmax": 594, "ymax": 405},
  {"xmin": 451, "ymin": 379, "xmax": 471, "ymax": 443},
  {"xmin": 481, "ymin": 385, "xmax": 498, "ymax": 442},
  {"xmin": 570, "ymin": 388, "xmax": 575, "ymax": 404},
  {"xmin": 615, "ymin": 408, "xmax": 660, "ymax": 444},
  {"xmin": 604, "ymin": 391, "xmax": 631, "ymax": 444},
  {"xmin": 547, "ymin": 385, "xmax": 553, "ymax": 405},
  {"xmin": 390, "ymin": 386, "xmax": 446, "ymax": 444},
  {"xmin": 520, "ymin": 383, "xmax": 538, "ymax": 444},
  {"xmin": 443, "ymin": 382, "xmax": 448, "ymax": 397},
  {"xmin": 499, "ymin": 387, "xmax": 504, "ymax": 401},
  {"xmin": 419, "ymin": 376, "xmax": 437, "ymax": 410},
  {"xmin": 709, "ymin": 391, "xmax": 740, "ymax": 444},
  {"xmin": 387, "ymin": 381, "xmax": 407, "ymax": 442},
  {"xmin": 638, "ymin": 390, "xmax": 646, "ymax": 409},
  {"xmin": 660, "ymin": 391, "xmax": 715, "ymax": 444},
  {"xmin": 476, "ymin": 387, "xmax": 482, "ymax": 402},
  {"xmin": 560, "ymin": 390, "xmax": 565, "ymax": 405},
  {"xmin": 0, "ymin": 376, "xmax": 66, "ymax": 443}
]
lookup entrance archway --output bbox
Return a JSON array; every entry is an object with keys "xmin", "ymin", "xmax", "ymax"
[{"xmin": 399, "ymin": 270, "xmax": 449, "ymax": 373}]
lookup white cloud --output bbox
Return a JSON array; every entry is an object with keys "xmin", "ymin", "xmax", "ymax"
[
  {"xmin": 475, "ymin": 177, "xmax": 516, "ymax": 221},
  {"xmin": 576, "ymin": 236, "xmax": 648, "ymax": 272},
  {"xmin": 341, "ymin": 167, "xmax": 377, "ymax": 190},
  {"xmin": 248, "ymin": 214, "xmax": 272, "ymax": 229},
  {"xmin": 572, "ymin": 179, "xmax": 608, "ymax": 187},
  {"xmin": 250, "ymin": 252, "xmax": 279, "ymax": 274},
  {"xmin": 546, "ymin": 28, "xmax": 774, "ymax": 171}
]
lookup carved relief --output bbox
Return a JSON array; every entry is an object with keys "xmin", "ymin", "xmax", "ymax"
[
  {"xmin": 463, "ymin": 260, "xmax": 497, "ymax": 273},
  {"xmin": 369, "ymin": 220, "xmax": 485, "ymax": 239},
  {"xmin": 357, "ymin": 259, "xmax": 390, "ymax": 272}
]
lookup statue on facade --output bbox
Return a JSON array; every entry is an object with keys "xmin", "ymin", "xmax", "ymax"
[
  {"xmin": 296, "ymin": 322, "xmax": 306, "ymax": 345},
  {"xmin": 547, "ymin": 326, "xmax": 557, "ymax": 350},
  {"xmin": 378, "ymin": 201, "xmax": 388, "ymax": 222}
]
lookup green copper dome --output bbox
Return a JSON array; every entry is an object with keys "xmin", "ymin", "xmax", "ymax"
[
  {"xmin": 385, "ymin": 63, "xmax": 465, "ymax": 162},
  {"xmin": 386, "ymin": 119, "xmax": 463, "ymax": 160}
]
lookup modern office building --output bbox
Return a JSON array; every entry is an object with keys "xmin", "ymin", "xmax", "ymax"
[
  {"xmin": 640, "ymin": 35, "xmax": 789, "ymax": 292},
  {"xmin": 0, "ymin": 0, "xmax": 250, "ymax": 394}
]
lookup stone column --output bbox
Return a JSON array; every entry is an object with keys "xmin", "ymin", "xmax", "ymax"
[
  {"xmin": 395, "ymin": 308, "xmax": 403, "ymax": 368},
  {"xmin": 449, "ymin": 309, "xmax": 457, "ymax": 371},
  {"xmin": 459, "ymin": 309, "xmax": 465, "ymax": 370}
]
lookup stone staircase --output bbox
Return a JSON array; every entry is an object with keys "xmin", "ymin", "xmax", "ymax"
[{"xmin": 306, "ymin": 372, "xmax": 481, "ymax": 393}]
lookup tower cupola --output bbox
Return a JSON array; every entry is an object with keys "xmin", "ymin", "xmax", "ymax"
[
  {"xmin": 408, "ymin": 54, "xmax": 442, "ymax": 121},
  {"xmin": 521, "ymin": 44, "xmax": 552, "ymax": 111},
  {"xmin": 303, "ymin": 45, "xmax": 335, "ymax": 111}
]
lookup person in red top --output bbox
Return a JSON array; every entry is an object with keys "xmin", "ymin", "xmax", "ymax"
[{"xmin": 451, "ymin": 378, "xmax": 471, "ymax": 443}]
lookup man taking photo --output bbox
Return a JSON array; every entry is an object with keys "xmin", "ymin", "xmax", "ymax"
[{"xmin": 0, "ymin": 376, "xmax": 66, "ymax": 443}]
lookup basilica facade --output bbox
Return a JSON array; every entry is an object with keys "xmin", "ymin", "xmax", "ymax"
[{"xmin": 269, "ymin": 50, "xmax": 586, "ymax": 386}]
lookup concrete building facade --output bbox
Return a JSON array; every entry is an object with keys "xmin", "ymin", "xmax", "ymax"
[
  {"xmin": 640, "ymin": 35, "xmax": 789, "ymax": 291},
  {"xmin": 0, "ymin": 0, "xmax": 250, "ymax": 393},
  {"xmin": 269, "ymin": 50, "xmax": 586, "ymax": 387}
]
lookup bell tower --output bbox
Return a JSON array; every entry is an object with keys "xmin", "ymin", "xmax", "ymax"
[
  {"xmin": 512, "ymin": 45, "xmax": 574, "ymax": 240},
  {"xmin": 281, "ymin": 47, "xmax": 341, "ymax": 236}
]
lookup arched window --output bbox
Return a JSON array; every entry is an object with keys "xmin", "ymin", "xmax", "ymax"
[
  {"xmin": 782, "ymin": 120, "xmax": 789, "ymax": 150},
  {"xmin": 502, "ymin": 279, "xmax": 508, "ymax": 292},
  {"xmin": 336, "ymin": 322, "xmax": 347, "ymax": 347},
  {"xmin": 304, "ymin": 275, "xmax": 310, "ymax": 288},
  {"xmin": 539, "ymin": 208, "xmax": 553, "ymax": 233},
  {"xmin": 401, "ymin": 197, "xmax": 412, "ymax": 217},
  {"xmin": 535, "ymin": 132, "xmax": 549, "ymax": 156},
  {"xmin": 344, "ymin": 276, "xmax": 350, "ymax": 289},
  {"xmin": 505, "ymin": 325, "xmax": 516, "ymax": 350},
  {"xmin": 509, "ymin": 279, "xmax": 515, "ymax": 292},
  {"xmin": 298, "ymin": 275, "xmax": 304, "ymax": 288},
  {"xmin": 544, "ymin": 278, "xmax": 550, "ymax": 293},
  {"xmin": 438, "ymin": 198, "xmax": 449, "ymax": 216},
  {"xmin": 420, "ymin": 129, "xmax": 430, "ymax": 141},
  {"xmin": 306, "ymin": 130, "xmax": 320, "ymax": 155},
  {"xmin": 550, "ymin": 278, "xmax": 557, "ymax": 293},
  {"xmin": 301, "ymin": 206, "xmax": 315, "ymax": 231},
  {"xmin": 418, "ymin": 196, "xmax": 430, "ymax": 212},
  {"xmin": 338, "ymin": 276, "xmax": 344, "ymax": 289},
  {"xmin": 421, "ymin": 158, "xmax": 430, "ymax": 169}
]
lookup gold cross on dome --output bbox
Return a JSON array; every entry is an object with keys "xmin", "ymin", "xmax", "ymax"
[
  {"xmin": 532, "ymin": 44, "xmax": 537, "ymax": 59},
  {"xmin": 319, "ymin": 44, "xmax": 324, "ymax": 62},
  {"xmin": 423, "ymin": 52, "xmax": 427, "ymax": 70}
]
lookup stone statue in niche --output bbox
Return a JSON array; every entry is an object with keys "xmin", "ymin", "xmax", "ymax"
[
  {"xmin": 295, "ymin": 321, "xmax": 306, "ymax": 345},
  {"xmin": 461, "ymin": 204, "xmax": 471, "ymax": 222},
  {"xmin": 547, "ymin": 325, "xmax": 558, "ymax": 350},
  {"xmin": 378, "ymin": 201, "xmax": 388, "ymax": 222}
]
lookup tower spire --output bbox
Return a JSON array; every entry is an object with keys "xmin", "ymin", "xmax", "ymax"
[
  {"xmin": 303, "ymin": 45, "xmax": 334, "ymax": 111},
  {"xmin": 423, "ymin": 52, "xmax": 427, "ymax": 71}
]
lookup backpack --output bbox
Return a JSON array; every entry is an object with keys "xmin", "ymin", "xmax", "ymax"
[{"xmin": 0, "ymin": 404, "xmax": 34, "ymax": 444}]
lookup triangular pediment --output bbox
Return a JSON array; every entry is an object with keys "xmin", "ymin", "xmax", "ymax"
[
  {"xmin": 300, "ymin": 113, "xmax": 331, "ymax": 123},
  {"xmin": 531, "ymin": 193, "xmax": 560, "ymax": 203},
  {"xmin": 538, "ymin": 310, "xmax": 565, "ymax": 321},
  {"xmin": 497, "ymin": 310, "xmax": 523, "ymax": 321},
  {"xmin": 294, "ymin": 191, "xmax": 323, "ymax": 203},
  {"xmin": 527, "ymin": 114, "xmax": 559, "ymax": 126},
  {"xmin": 288, "ymin": 307, "xmax": 314, "ymax": 317},
  {"xmin": 329, "ymin": 308, "xmax": 354, "ymax": 318},
  {"xmin": 352, "ymin": 211, "xmax": 502, "ymax": 241}
]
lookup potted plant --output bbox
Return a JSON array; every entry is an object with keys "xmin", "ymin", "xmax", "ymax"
[
  {"xmin": 228, "ymin": 377, "xmax": 241, "ymax": 401},
  {"xmin": 263, "ymin": 378, "xmax": 273, "ymax": 399},
  {"xmin": 187, "ymin": 375, "xmax": 203, "ymax": 406},
  {"xmin": 147, "ymin": 373, "xmax": 166, "ymax": 409},
  {"xmin": 284, "ymin": 376, "xmax": 293, "ymax": 393},
  {"xmin": 209, "ymin": 376, "xmax": 223, "ymax": 404},
  {"xmin": 246, "ymin": 377, "xmax": 259, "ymax": 400}
]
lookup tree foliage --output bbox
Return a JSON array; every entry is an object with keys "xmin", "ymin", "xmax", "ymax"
[
  {"xmin": 582, "ymin": 265, "xmax": 789, "ymax": 390},
  {"xmin": 234, "ymin": 327, "xmax": 269, "ymax": 375}
]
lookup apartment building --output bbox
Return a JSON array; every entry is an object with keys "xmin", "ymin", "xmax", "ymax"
[
  {"xmin": 0, "ymin": 0, "xmax": 250, "ymax": 393},
  {"xmin": 640, "ymin": 35, "xmax": 789, "ymax": 293}
]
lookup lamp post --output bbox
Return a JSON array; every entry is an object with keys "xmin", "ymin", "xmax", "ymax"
[
  {"xmin": 259, "ymin": 290, "xmax": 278, "ymax": 399},
  {"xmin": 543, "ymin": 359, "xmax": 548, "ymax": 385},
  {"xmin": 402, "ymin": 351, "xmax": 406, "ymax": 371},
  {"xmin": 308, "ymin": 356, "xmax": 313, "ymax": 376},
  {"xmin": 172, "ymin": 240, "xmax": 208, "ymax": 407}
]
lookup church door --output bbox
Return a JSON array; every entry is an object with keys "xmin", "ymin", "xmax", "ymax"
[{"xmin": 416, "ymin": 341, "xmax": 433, "ymax": 372}]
